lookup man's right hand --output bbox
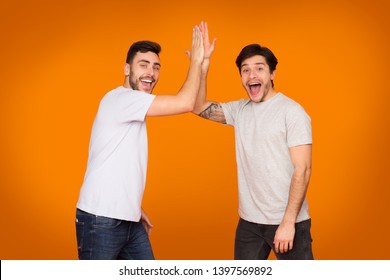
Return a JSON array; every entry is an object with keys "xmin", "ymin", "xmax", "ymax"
[{"xmin": 190, "ymin": 25, "xmax": 204, "ymax": 65}]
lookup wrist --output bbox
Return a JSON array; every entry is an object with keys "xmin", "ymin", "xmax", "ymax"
[
  {"xmin": 201, "ymin": 59, "xmax": 210, "ymax": 71},
  {"xmin": 281, "ymin": 213, "xmax": 297, "ymax": 225},
  {"xmin": 202, "ymin": 58, "xmax": 211, "ymax": 65},
  {"xmin": 190, "ymin": 57, "xmax": 203, "ymax": 66}
]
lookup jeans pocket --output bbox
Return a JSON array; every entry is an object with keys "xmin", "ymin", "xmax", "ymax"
[
  {"xmin": 296, "ymin": 219, "xmax": 313, "ymax": 243},
  {"xmin": 95, "ymin": 216, "xmax": 122, "ymax": 229}
]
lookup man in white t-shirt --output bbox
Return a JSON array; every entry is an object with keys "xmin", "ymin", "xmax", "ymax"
[
  {"xmin": 75, "ymin": 26, "xmax": 204, "ymax": 260},
  {"xmin": 193, "ymin": 22, "xmax": 313, "ymax": 259}
]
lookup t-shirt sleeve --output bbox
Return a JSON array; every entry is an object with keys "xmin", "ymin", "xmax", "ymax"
[
  {"xmin": 221, "ymin": 99, "xmax": 246, "ymax": 126},
  {"xmin": 116, "ymin": 90, "xmax": 156, "ymax": 123},
  {"xmin": 286, "ymin": 104, "xmax": 312, "ymax": 147}
]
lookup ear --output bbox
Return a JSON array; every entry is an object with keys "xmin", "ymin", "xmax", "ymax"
[
  {"xmin": 271, "ymin": 70, "xmax": 276, "ymax": 81},
  {"xmin": 124, "ymin": 63, "xmax": 130, "ymax": 76}
]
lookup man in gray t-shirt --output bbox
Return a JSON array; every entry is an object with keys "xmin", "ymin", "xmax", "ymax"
[{"xmin": 193, "ymin": 22, "xmax": 313, "ymax": 260}]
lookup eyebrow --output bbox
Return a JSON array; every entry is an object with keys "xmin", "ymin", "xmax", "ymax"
[
  {"xmin": 241, "ymin": 62, "xmax": 266, "ymax": 67},
  {"xmin": 137, "ymin": 59, "xmax": 161, "ymax": 67}
]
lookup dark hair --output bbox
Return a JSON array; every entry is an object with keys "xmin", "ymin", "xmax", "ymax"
[
  {"xmin": 126, "ymin": 40, "xmax": 161, "ymax": 64},
  {"xmin": 235, "ymin": 44, "xmax": 278, "ymax": 86}
]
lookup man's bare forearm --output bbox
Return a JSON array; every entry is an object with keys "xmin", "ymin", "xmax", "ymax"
[
  {"xmin": 199, "ymin": 102, "xmax": 226, "ymax": 124},
  {"xmin": 282, "ymin": 167, "xmax": 311, "ymax": 223}
]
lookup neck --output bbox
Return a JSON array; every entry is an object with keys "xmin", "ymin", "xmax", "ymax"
[{"xmin": 262, "ymin": 87, "xmax": 277, "ymax": 102}]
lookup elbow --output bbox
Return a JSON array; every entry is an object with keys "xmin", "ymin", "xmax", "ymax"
[
  {"xmin": 176, "ymin": 103, "xmax": 194, "ymax": 114},
  {"xmin": 306, "ymin": 166, "xmax": 312, "ymax": 178},
  {"xmin": 172, "ymin": 99, "xmax": 194, "ymax": 114},
  {"xmin": 302, "ymin": 166, "xmax": 311, "ymax": 182},
  {"xmin": 303, "ymin": 165, "xmax": 311, "ymax": 178},
  {"xmin": 183, "ymin": 100, "xmax": 195, "ymax": 113},
  {"xmin": 188, "ymin": 99, "xmax": 196, "ymax": 112},
  {"xmin": 177, "ymin": 92, "xmax": 196, "ymax": 113}
]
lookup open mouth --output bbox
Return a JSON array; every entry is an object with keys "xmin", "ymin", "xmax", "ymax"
[
  {"xmin": 248, "ymin": 82, "xmax": 261, "ymax": 95},
  {"xmin": 140, "ymin": 78, "xmax": 154, "ymax": 91},
  {"xmin": 141, "ymin": 78, "xmax": 153, "ymax": 84}
]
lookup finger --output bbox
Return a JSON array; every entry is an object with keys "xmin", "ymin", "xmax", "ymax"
[
  {"xmin": 195, "ymin": 26, "xmax": 203, "ymax": 49},
  {"xmin": 274, "ymin": 242, "xmax": 280, "ymax": 254},
  {"xmin": 193, "ymin": 26, "xmax": 200, "ymax": 46},
  {"xmin": 192, "ymin": 27, "xmax": 196, "ymax": 46},
  {"xmin": 279, "ymin": 241, "xmax": 284, "ymax": 253},
  {"xmin": 200, "ymin": 22, "xmax": 208, "ymax": 45},
  {"xmin": 143, "ymin": 216, "xmax": 153, "ymax": 227},
  {"xmin": 146, "ymin": 225, "xmax": 152, "ymax": 235},
  {"xmin": 198, "ymin": 27, "xmax": 203, "ymax": 46},
  {"xmin": 143, "ymin": 221, "xmax": 152, "ymax": 235},
  {"xmin": 289, "ymin": 241, "xmax": 293, "ymax": 251},
  {"xmin": 283, "ymin": 242, "xmax": 289, "ymax": 253},
  {"xmin": 204, "ymin": 22, "xmax": 209, "ymax": 39},
  {"xmin": 199, "ymin": 21, "xmax": 204, "ymax": 32},
  {"xmin": 192, "ymin": 29, "xmax": 198, "ymax": 52},
  {"xmin": 211, "ymin": 38, "xmax": 217, "ymax": 49}
]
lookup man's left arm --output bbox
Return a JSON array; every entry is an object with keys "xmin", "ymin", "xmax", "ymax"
[{"xmin": 274, "ymin": 144, "xmax": 312, "ymax": 254}]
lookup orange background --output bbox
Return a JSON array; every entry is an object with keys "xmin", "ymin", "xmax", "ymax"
[{"xmin": 1, "ymin": 0, "xmax": 389, "ymax": 260}]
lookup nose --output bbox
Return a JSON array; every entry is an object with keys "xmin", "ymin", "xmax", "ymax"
[
  {"xmin": 249, "ymin": 69, "xmax": 257, "ymax": 79},
  {"xmin": 146, "ymin": 65, "xmax": 154, "ymax": 76}
]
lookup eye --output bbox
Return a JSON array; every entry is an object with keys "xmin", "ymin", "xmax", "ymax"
[
  {"xmin": 241, "ymin": 68, "xmax": 249, "ymax": 74},
  {"xmin": 153, "ymin": 65, "xmax": 160, "ymax": 71},
  {"xmin": 140, "ymin": 63, "xmax": 147, "ymax": 68}
]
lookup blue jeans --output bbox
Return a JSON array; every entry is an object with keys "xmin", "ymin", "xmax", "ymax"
[
  {"xmin": 234, "ymin": 218, "xmax": 314, "ymax": 260},
  {"xmin": 75, "ymin": 209, "xmax": 154, "ymax": 260}
]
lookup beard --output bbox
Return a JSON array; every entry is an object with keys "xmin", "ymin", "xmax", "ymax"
[
  {"xmin": 128, "ymin": 70, "xmax": 155, "ymax": 93},
  {"xmin": 129, "ymin": 71, "xmax": 139, "ymax": 91}
]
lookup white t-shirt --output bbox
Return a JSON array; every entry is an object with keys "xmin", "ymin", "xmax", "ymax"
[
  {"xmin": 77, "ymin": 86, "xmax": 155, "ymax": 221},
  {"xmin": 221, "ymin": 93, "xmax": 312, "ymax": 224}
]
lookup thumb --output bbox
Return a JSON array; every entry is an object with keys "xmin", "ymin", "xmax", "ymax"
[{"xmin": 184, "ymin": 50, "xmax": 191, "ymax": 59}]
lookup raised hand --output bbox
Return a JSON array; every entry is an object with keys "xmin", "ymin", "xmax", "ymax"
[
  {"xmin": 189, "ymin": 25, "xmax": 204, "ymax": 65},
  {"xmin": 199, "ymin": 22, "xmax": 216, "ymax": 60}
]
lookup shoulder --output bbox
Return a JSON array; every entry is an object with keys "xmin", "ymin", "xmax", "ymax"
[
  {"xmin": 277, "ymin": 93, "xmax": 299, "ymax": 106},
  {"xmin": 277, "ymin": 93, "xmax": 309, "ymax": 115},
  {"xmin": 221, "ymin": 98, "xmax": 250, "ymax": 111}
]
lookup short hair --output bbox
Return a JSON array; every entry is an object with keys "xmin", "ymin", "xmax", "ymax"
[
  {"xmin": 235, "ymin": 44, "xmax": 278, "ymax": 73},
  {"xmin": 126, "ymin": 40, "xmax": 161, "ymax": 64}
]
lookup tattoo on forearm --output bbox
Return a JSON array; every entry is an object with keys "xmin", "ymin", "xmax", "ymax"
[{"xmin": 199, "ymin": 103, "xmax": 226, "ymax": 124}]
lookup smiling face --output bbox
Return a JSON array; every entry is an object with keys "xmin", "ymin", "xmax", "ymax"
[
  {"xmin": 240, "ymin": 55, "xmax": 276, "ymax": 103},
  {"xmin": 125, "ymin": 51, "xmax": 160, "ymax": 93}
]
